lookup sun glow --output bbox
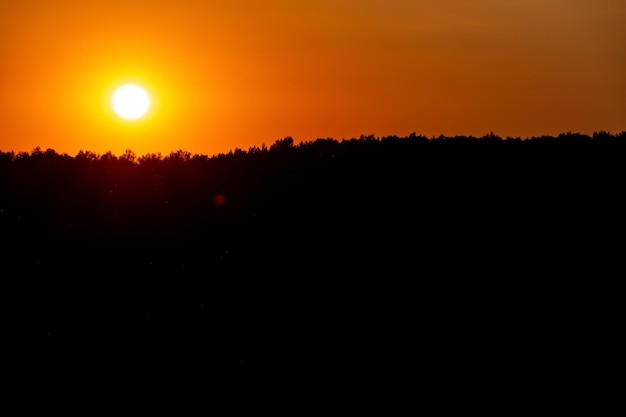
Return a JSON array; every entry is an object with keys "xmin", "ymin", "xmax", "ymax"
[{"xmin": 112, "ymin": 84, "xmax": 151, "ymax": 120}]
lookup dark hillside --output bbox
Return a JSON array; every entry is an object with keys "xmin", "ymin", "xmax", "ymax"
[{"xmin": 1, "ymin": 132, "xmax": 623, "ymax": 403}]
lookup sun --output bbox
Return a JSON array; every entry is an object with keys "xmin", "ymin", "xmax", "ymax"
[{"xmin": 112, "ymin": 84, "xmax": 151, "ymax": 120}]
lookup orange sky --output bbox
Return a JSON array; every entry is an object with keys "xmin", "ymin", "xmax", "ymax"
[{"xmin": 1, "ymin": 0, "xmax": 625, "ymax": 157}]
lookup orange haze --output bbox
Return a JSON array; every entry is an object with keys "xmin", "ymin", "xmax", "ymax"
[{"xmin": 1, "ymin": 0, "xmax": 625, "ymax": 157}]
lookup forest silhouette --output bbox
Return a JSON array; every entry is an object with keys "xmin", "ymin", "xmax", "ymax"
[{"xmin": 2, "ymin": 131, "xmax": 623, "ymax": 402}]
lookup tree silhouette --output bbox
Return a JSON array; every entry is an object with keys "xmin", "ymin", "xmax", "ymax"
[{"xmin": 1, "ymin": 131, "xmax": 624, "ymax": 399}]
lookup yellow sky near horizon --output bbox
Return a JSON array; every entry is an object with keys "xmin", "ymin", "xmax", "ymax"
[{"xmin": 1, "ymin": 0, "xmax": 625, "ymax": 157}]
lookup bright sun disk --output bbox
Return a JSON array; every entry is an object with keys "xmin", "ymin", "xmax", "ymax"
[{"xmin": 112, "ymin": 84, "xmax": 150, "ymax": 120}]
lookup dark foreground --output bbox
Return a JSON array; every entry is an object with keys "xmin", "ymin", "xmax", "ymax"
[{"xmin": 1, "ymin": 133, "xmax": 623, "ymax": 407}]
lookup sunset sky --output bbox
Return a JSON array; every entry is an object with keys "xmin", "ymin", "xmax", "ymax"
[{"xmin": 1, "ymin": 0, "xmax": 625, "ymax": 157}]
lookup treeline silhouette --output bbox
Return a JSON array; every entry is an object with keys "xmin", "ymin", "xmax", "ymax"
[{"xmin": 2, "ymin": 131, "xmax": 623, "ymax": 402}]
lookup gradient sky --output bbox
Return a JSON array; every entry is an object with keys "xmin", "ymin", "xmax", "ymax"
[{"xmin": 1, "ymin": 0, "xmax": 625, "ymax": 157}]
